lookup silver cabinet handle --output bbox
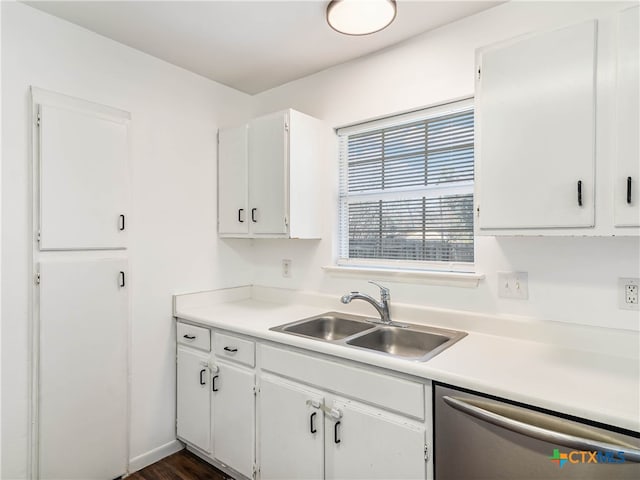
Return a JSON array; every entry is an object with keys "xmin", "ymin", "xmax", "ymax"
[{"xmin": 442, "ymin": 396, "xmax": 640, "ymax": 462}]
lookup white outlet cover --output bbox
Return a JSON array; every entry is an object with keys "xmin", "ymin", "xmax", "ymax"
[
  {"xmin": 498, "ymin": 271, "xmax": 529, "ymax": 300},
  {"xmin": 619, "ymin": 277, "xmax": 640, "ymax": 311}
]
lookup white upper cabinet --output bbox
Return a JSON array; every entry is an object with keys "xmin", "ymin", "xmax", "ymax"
[
  {"xmin": 477, "ymin": 20, "xmax": 597, "ymax": 231},
  {"xmin": 218, "ymin": 109, "xmax": 325, "ymax": 239},
  {"xmin": 218, "ymin": 125, "xmax": 249, "ymax": 235},
  {"xmin": 38, "ymin": 100, "xmax": 130, "ymax": 249},
  {"xmin": 614, "ymin": 6, "xmax": 640, "ymax": 227}
]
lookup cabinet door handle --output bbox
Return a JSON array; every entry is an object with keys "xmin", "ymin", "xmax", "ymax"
[
  {"xmin": 119, "ymin": 214, "xmax": 125, "ymax": 231},
  {"xmin": 223, "ymin": 346, "xmax": 238, "ymax": 353},
  {"xmin": 251, "ymin": 208, "xmax": 257, "ymax": 223},
  {"xmin": 577, "ymin": 180, "xmax": 583, "ymax": 207},
  {"xmin": 212, "ymin": 375, "xmax": 219, "ymax": 392},
  {"xmin": 310, "ymin": 412, "xmax": 317, "ymax": 434},
  {"xmin": 627, "ymin": 177, "xmax": 632, "ymax": 204},
  {"xmin": 334, "ymin": 421, "xmax": 341, "ymax": 444},
  {"xmin": 119, "ymin": 271, "xmax": 125, "ymax": 288},
  {"xmin": 183, "ymin": 334, "xmax": 196, "ymax": 340},
  {"xmin": 199, "ymin": 369, "xmax": 206, "ymax": 386},
  {"xmin": 238, "ymin": 208, "xmax": 245, "ymax": 223}
]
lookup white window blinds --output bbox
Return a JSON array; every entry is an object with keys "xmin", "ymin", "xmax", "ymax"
[{"xmin": 338, "ymin": 99, "xmax": 474, "ymax": 267}]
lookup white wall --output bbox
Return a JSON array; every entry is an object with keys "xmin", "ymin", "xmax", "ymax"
[
  {"xmin": 246, "ymin": 1, "xmax": 640, "ymax": 332},
  {"xmin": 1, "ymin": 3, "xmax": 252, "ymax": 478}
]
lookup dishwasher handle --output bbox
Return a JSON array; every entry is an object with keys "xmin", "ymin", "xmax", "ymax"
[{"xmin": 443, "ymin": 396, "xmax": 640, "ymax": 463}]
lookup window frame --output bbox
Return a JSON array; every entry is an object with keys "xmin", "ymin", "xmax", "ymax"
[{"xmin": 336, "ymin": 97, "xmax": 476, "ymax": 273}]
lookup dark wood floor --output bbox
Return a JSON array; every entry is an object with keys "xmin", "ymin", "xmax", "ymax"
[{"xmin": 127, "ymin": 449, "xmax": 230, "ymax": 480}]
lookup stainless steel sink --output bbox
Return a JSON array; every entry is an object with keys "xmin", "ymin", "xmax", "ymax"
[
  {"xmin": 271, "ymin": 312, "xmax": 376, "ymax": 341},
  {"xmin": 346, "ymin": 326, "xmax": 465, "ymax": 361},
  {"xmin": 270, "ymin": 312, "xmax": 467, "ymax": 362}
]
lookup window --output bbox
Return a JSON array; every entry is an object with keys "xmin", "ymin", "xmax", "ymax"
[{"xmin": 338, "ymin": 99, "xmax": 474, "ymax": 271}]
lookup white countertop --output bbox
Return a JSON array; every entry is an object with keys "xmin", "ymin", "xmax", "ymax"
[{"xmin": 175, "ymin": 288, "xmax": 640, "ymax": 433}]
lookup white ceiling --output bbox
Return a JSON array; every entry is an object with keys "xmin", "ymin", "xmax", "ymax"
[{"xmin": 24, "ymin": 1, "xmax": 501, "ymax": 95}]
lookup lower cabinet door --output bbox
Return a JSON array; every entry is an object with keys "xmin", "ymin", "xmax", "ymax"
[
  {"xmin": 177, "ymin": 346, "xmax": 211, "ymax": 452},
  {"xmin": 325, "ymin": 399, "xmax": 426, "ymax": 480},
  {"xmin": 212, "ymin": 361, "xmax": 255, "ymax": 478},
  {"xmin": 39, "ymin": 258, "xmax": 128, "ymax": 480},
  {"xmin": 258, "ymin": 375, "xmax": 324, "ymax": 480}
]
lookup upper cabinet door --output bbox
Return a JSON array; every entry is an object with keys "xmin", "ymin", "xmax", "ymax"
[
  {"xmin": 248, "ymin": 111, "xmax": 288, "ymax": 235},
  {"xmin": 614, "ymin": 6, "xmax": 640, "ymax": 227},
  {"xmin": 218, "ymin": 125, "xmax": 249, "ymax": 235},
  {"xmin": 477, "ymin": 20, "xmax": 597, "ymax": 230},
  {"xmin": 39, "ymin": 104, "xmax": 129, "ymax": 249}
]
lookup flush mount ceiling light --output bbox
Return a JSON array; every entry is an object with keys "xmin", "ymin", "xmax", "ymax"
[{"xmin": 326, "ymin": 0, "xmax": 397, "ymax": 36}]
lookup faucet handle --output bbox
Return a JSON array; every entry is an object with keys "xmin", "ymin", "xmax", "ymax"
[{"xmin": 368, "ymin": 280, "xmax": 390, "ymax": 300}]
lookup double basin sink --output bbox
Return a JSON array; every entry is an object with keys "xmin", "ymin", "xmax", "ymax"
[{"xmin": 270, "ymin": 312, "xmax": 467, "ymax": 362}]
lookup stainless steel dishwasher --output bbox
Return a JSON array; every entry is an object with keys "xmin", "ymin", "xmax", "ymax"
[{"xmin": 434, "ymin": 384, "xmax": 640, "ymax": 479}]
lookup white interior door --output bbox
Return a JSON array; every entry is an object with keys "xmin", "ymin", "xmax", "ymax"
[
  {"xmin": 614, "ymin": 6, "xmax": 640, "ymax": 227},
  {"xmin": 325, "ymin": 399, "xmax": 426, "ymax": 480},
  {"xmin": 248, "ymin": 112, "xmax": 288, "ymax": 235},
  {"xmin": 38, "ymin": 258, "xmax": 128, "ymax": 480},
  {"xmin": 478, "ymin": 20, "xmax": 597, "ymax": 229},
  {"xmin": 177, "ymin": 346, "xmax": 212, "ymax": 453},
  {"xmin": 212, "ymin": 361, "xmax": 255, "ymax": 478},
  {"xmin": 258, "ymin": 375, "xmax": 324, "ymax": 480},
  {"xmin": 39, "ymin": 104, "xmax": 129, "ymax": 249},
  {"xmin": 218, "ymin": 125, "xmax": 249, "ymax": 235}
]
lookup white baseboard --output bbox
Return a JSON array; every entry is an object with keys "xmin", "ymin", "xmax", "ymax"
[{"xmin": 127, "ymin": 439, "xmax": 183, "ymax": 474}]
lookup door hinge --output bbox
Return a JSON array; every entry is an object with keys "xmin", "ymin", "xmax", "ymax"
[
  {"xmin": 477, "ymin": 67, "xmax": 481, "ymax": 80},
  {"xmin": 253, "ymin": 385, "xmax": 259, "ymax": 396},
  {"xmin": 35, "ymin": 272, "xmax": 40, "ymax": 285},
  {"xmin": 284, "ymin": 216, "xmax": 289, "ymax": 228},
  {"xmin": 36, "ymin": 113, "xmax": 41, "ymax": 127},
  {"xmin": 252, "ymin": 464, "xmax": 259, "ymax": 479},
  {"xmin": 476, "ymin": 206, "xmax": 480, "ymax": 217},
  {"xmin": 284, "ymin": 121, "xmax": 289, "ymax": 132},
  {"xmin": 36, "ymin": 230, "xmax": 41, "ymax": 243},
  {"xmin": 424, "ymin": 443, "xmax": 430, "ymax": 462}
]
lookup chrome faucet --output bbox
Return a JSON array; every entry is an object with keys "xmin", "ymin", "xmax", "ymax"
[{"xmin": 341, "ymin": 281, "xmax": 392, "ymax": 324}]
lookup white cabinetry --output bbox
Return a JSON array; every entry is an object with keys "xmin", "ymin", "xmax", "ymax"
[
  {"xmin": 218, "ymin": 109, "xmax": 325, "ymax": 239},
  {"xmin": 258, "ymin": 375, "xmax": 325, "ymax": 480},
  {"xmin": 38, "ymin": 101, "xmax": 129, "ymax": 250},
  {"xmin": 33, "ymin": 88, "xmax": 131, "ymax": 480},
  {"xmin": 614, "ymin": 6, "xmax": 640, "ymax": 227},
  {"xmin": 176, "ymin": 323, "xmax": 256, "ymax": 478},
  {"xmin": 326, "ymin": 399, "xmax": 426, "ymax": 480},
  {"xmin": 212, "ymin": 360, "xmax": 255, "ymax": 478},
  {"xmin": 257, "ymin": 344, "xmax": 428, "ymax": 480},
  {"xmin": 476, "ymin": 20, "xmax": 597, "ymax": 231},
  {"xmin": 39, "ymin": 258, "xmax": 128, "ymax": 479},
  {"xmin": 177, "ymin": 345, "xmax": 212, "ymax": 453}
]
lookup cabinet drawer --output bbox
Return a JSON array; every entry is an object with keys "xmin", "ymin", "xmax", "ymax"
[
  {"xmin": 214, "ymin": 332, "xmax": 255, "ymax": 367},
  {"xmin": 177, "ymin": 322, "xmax": 211, "ymax": 352}
]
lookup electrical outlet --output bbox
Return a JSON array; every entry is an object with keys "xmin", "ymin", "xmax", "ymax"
[
  {"xmin": 498, "ymin": 271, "xmax": 529, "ymax": 300},
  {"xmin": 619, "ymin": 278, "xmax": 639, "ymax": 310},
  {"xmin": 282, "ymin": 259, "xmax": 292, "ymax": 278}
]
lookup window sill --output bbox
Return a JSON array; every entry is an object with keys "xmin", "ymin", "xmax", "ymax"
[{"xmin": 322, "ymin": 265, "xmax": 484, "ymax": 288}]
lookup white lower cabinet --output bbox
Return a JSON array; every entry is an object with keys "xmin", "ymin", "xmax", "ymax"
[
  {"xmin": 326, "ymin": 399, "xmax": 426, "ymax": 480},
  {"xmin": 257, "ymin": 346, "xmax": 429, "ymax": 480},
  {"xmin": 176, "ymin": 345, "xmax": 212, "ymax": 453},
  {"xmin": 212, "ymin": 361, "xmax": 255, "ymax": 478},
  {"xmin": 258, "ymin": 375, "xmax": 325, "ymax": 480},
  {"xmin": 176, "ymin": 324, "xmax": 430, "ymax": 480}
]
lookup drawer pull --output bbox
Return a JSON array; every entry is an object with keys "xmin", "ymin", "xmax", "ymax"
[
  {"xmin": 199, "ymin": 369, "xmax": 206, "ymax": 386},
  {"xmin": 251, "ymin": 208, "xmax": 257, "ymax": 223},
  {"xmin": 334, "ymin": 421, "xmax": 341, "ymax": 444},
  {"xmin": 183, "ymin": 334, "xmax": 196, "ymax": 340},
  {"xmin": 212, "ymin": 375, "xmax": 219, "ymax": 392},
  {"xmin": 627, "ymin": 176, "xmax": 632, "ymax": 204},
  {"xmin": 238, "ymin": 208, "xmax": 245, "ymax": 223},
  {"xmin": 119, "ymin": 214, "xmax": 126, "ymax": 231},
  {"xmin": 223, "ymin": 346, "xmax": 238, "ymax": 353}
]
